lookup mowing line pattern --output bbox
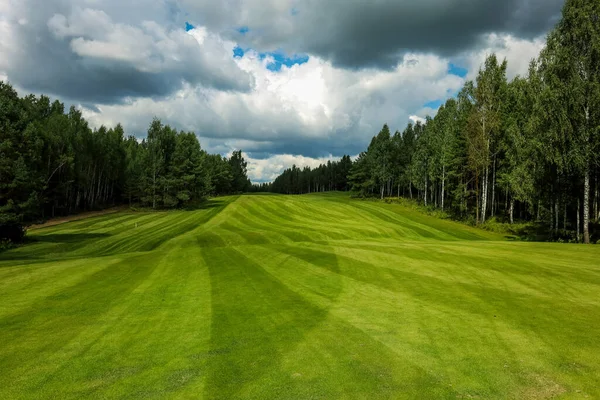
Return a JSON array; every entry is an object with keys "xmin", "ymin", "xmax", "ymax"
[{"xmin": 1, "ymin": 193, "xmax": 599, "ymax": 399}]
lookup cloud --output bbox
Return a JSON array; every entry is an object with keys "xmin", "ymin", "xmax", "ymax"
[
  {"xmin": 409, "ymin": 115, "xmax": 426, "ymax": 125},
  {"xmin": 0, "ymin": 0, "xmax": 556, "ymax": 181},
  {"xmin": 458, "ymin": 33, "xmax": 547, "ymax": 80},
  {"xmin": 243, "ymin": 153, "xmax": 340, "ymax": 183},
  {"xmin": 182, "ymin": 0, "xmax": 563, "ymax": 69},
  {"xmin": 0, "ymin": 0, "xmax": 253, "ymax": 104},
  {"xmin": 80, "ymin": 51, "xmax": 466, "ymax": 159}
]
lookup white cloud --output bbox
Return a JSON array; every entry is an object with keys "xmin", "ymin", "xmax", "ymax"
[
  {"xmin": 459, "ymin": 33, "xmax": 546, "ymax": 80},
  {"xmin": 243, "ymin": 153, "xmax": 340, "ymax": 183},
  {"xmin": 0, "ymin": 1, "xmax": 253, "ymax": 104},
  {"xmin": 81, "ymin": 46, "xmax": 466, "ymax": 162},
  {"xmin": 45, "ymin": 7, "xmax": 253, "ymax": 86},
  {"xmin": 409, "ymin": 115, "xmax": 426, "ymax": 124},
  {"xmin": 0, "ymin": 0, "xmax": 551, "ymax": 181}
]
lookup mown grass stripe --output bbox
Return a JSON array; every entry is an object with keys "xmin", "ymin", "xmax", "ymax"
[{"xmin": 1, "ymin": 193, "xmax": 599, "ymax": 399}]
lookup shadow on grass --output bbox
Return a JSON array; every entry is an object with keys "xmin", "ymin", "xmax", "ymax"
[
  {"xmin": 0, "ymin": 233, "xmax": 113, "ymax": 263},
  {"xmin": 181, "ymin": 198, "xmax": 229, "ymax": 211},
  {"xmin": 26, "ymin": 233, "xmax": 111, "ymax": 244},
  {"xmin": 202, "ymin": 245, "xmax": 341, "ymax": 398}
]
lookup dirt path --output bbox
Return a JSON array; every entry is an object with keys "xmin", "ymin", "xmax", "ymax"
[{"xmin": 29, "ymin": 207, "xmax": 128, "ymax": 230}]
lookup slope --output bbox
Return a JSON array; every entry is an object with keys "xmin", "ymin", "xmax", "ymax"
[{"xmin": 0, "ymin": 193, "xmax": 599, "ymax": 399}]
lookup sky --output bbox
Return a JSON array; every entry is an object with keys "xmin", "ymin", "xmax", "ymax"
[{"xmin": 0, "ymin": 0, "xmax": 563, "ymax": 182}]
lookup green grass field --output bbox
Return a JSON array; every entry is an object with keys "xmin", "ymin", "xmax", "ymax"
[{"xmin": 1, "ymin": 193, "xmax": 599, "ymax": 399}]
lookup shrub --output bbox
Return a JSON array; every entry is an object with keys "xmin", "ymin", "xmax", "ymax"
[{"xmin": 0, "ymin": 222, "xmax": 26, "ymax": 243}]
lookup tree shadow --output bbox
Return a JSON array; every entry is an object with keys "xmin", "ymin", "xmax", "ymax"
[
  {"xmin": 0, "ymin": 233, "xmax": 113, "ymax": 262},
  {"xmin": 201, "ymin": 245, "xmax": 342, "ymax": 398},
  {"xmin": 182, "ymin": 198, "xmax": 228, "ymax": 211},
  {"xmin": 26, "ymin": 233, "xmax": 111, "ymax": 244}
]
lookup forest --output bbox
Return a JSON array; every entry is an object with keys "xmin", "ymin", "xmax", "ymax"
[
  {"xmin": 0, "ymin": 84, "xmax": 250, "ymax": 242},
  {"xmin": 251, "ymin": 155, "xmax": 353, "ymax": 194},
  {"xmin": 265, "ymin": 0, "xmax": 600, "ymax": 244},
  {"xmin": 2, "ymin": 0, "xmax": 599, "ymax": 244}
]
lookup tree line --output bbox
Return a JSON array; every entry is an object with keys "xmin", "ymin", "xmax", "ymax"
[
  {"xmin": 0, "ymin": 83, "xmax": 250, "ymax": 242},
  {"xmin": 253, "ymin": 155, "xmax": 353, "ymax": 194},
  {"xmin": 265, "ymin": 0, "xmax": 600, "ymax": 243}
]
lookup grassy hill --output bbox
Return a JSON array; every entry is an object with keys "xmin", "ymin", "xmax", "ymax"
[{"xmin": 1, "ymin": 193, "xmax": 599, "ymax": 399}]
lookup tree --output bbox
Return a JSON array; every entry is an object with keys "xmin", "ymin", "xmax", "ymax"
[
  {"xmin": 170, "ymin": 132, "xmax": 209, "ymax": 206},
  {"xmin": 499, "ymin": 75, "xmax": 537, "ymax": 223},
  {"xmin": 372, "ymin": 124, "xmax": 393, "ymax": 199},
  {"xmin": 228, "ymin": 150, "xmax": 249, "ymax": 193},
  {"xmin": 468, "ymin": 56, "xmax": 508, "ymax": 224},
  {"xmin": 540, "ymin": 0, "xmax": 600, "ymax": 243},
  {"xmin": 204, "ymin": 154, "xmax": 233, "ymax": 195},
  {"xmin": 0, "ymin": 83, "xmax": 256, "ymax": 243},
  {"xmin": 431, "ymin": 99, "xmax": 460, "ymax": 211},
  {"xmin": 349, "ymin": 152, "xmax": 374, "ymax": 196}
]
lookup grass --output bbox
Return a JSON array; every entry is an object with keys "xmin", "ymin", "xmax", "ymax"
[{"xmin": 1, "ymin": 193, "xmax": 599, "ymax": 399}]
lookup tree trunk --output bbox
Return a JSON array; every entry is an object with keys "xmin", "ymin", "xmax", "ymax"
[
  {"xmin": 430, "ymin": 179, "xmax": 433, "ymax": 206},
  {"xmin": 380, "ymin": 185, "xmax": 384, "ymax": 200},
  {"xmin": 464, "ymin": 180, "xmax": 467, "ymax": 215},
  {"xmin": 584, "ymin": 167, "xmax": 590, "ymax": 244},
  {"xmin": 152, "ymin": 168, "xmax": 156, "ymax": 209},
  {"xmin": 491, "ymin": 157, "xmax": 496, "ymax": 216},
  {"xmin": 554, "ymin": 199, "xmax": 559, "ymax": 234},
  {"xmin": 481, "ymin": 167, "xmax": 488, "ymax": 224},
  {"xmin": 509, "ymin": 198, "xmax": 514, "ymax": 224},
  {"xmin": 476, "ymin": 171, "xmax": 480, "ymax": 225},
  {"xmin": 441, "ymin": 165, "xmax": 445, "ymax": 211},
  {"xmin": 594, "ymin": 172, "xmax": 600, "ymax": 221},
  {"xmin": 577, "ymin": 200, "xmax": 581, "ymax": 243},
  {"xmin": 424, "ymin": 177, "xmax": 428, "ymax": 206}
]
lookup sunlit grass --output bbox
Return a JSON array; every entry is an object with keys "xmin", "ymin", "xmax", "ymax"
[{"xmin": 1, "ymin": 193, "xmax": 599, "ymax": 399}]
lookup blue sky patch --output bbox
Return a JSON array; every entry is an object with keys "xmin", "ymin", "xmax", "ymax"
[
  {"xmin": 233, "ymin": 46, "xmax": 245, "ymax": 58},
  {"xmin": 424, "ymin": 99, "xmax": 443, "ymax": 110},
  {"xmin": 185, "ymin": 22, "xmax": 195, "ymax": 32},
  {"xmin": 259, "ymin": 51, "xmax": 309, "ymax": 71},
  {"xmin": 448, "ymin": 63, "xmax": 468, "ymax": 78},
  {"xmin": 237, "ymin": 26, "xmax": 249, "ymax": 34}
]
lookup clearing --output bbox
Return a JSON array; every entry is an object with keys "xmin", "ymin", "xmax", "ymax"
[{"xmin": 1, "ymin": 193, "xmax": 599, "ymax": 399}]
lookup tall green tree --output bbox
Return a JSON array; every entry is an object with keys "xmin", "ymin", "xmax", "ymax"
[
  {"xmin": 500, "ymin": 75, "xmax": 537, "ymax": 223},
  {"xmin": 540, "ymin": 0, "xmax": 600, "ymax": 243},
  {"xmin": 372, "ymin": 124, "xmax": 393, "ymax": 199},
  {"xmin": 228, "ymin": 150, "xmax": 249, "ymax": 193},
  {"xmin": 468, "ymin": 56, "xmax": 508, "ymax": 224}
]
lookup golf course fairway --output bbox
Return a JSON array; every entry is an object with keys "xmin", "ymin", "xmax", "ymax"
[{"xmin": 1, "ymin": 193, "xmax": 599, "ymax": 399}]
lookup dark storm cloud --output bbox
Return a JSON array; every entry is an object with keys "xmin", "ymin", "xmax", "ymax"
[
  {"xmin": 290, "ymin": 0, "xmax": 563, "ymax": 69},
  {"xmin": 8, "ymin": 32, "xmax": 183, "ymax": 104},
  {"xmin": 2, "ymin": 0, "xmax": 563, "ymax": 106},
  {"xmin": 1, "ymin": 0, "xmax": 254, "ymax": 104},
  {"xmin": 195, "ymin": 0, "xmax": 564, "ymax": 69}
]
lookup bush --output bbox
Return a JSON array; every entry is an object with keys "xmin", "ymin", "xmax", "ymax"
[{"xmin": 0, "ymin": 222, "xmax": 26, "ymax": 243}]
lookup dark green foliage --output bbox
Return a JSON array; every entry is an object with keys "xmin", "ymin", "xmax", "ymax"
[
  {"xmin": 228, "ymin": 150, "xmax": 251, "ymax": 193},
  {"xmin": 263, "ymin": 155, "xmax": 353, "ymax": 194},
  {"xmin": 0, "ymin": 84, "xmax": 249, "ymax": 241},
  {"xmin": 264, "ymin": 0, "xmax": 600, "ymax": 242},
  {"xmin": 204, "ymin": 153, "xmax": 234, "ymax": 195}
]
